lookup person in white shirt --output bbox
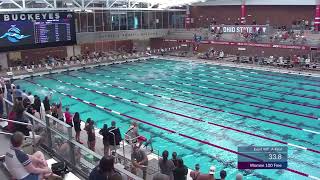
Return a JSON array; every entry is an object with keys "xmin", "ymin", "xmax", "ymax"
[
  {"xmin": 5, "ymin": 132, "xmax": 54, "ymax": 180},
  {"xmin": 305, "ymin": 58, "xmax": 311, "ymax": 68},
  {"xmin": 219, "ymin": 51, "xmax": 224, "ymax": 60},
  {"xmin": 27, "ymin": 92, "xmax": 34, "ymax": 105},
  {"xmin": 279, "ymin": 56, "xmax": 284, "ymax": 66}
]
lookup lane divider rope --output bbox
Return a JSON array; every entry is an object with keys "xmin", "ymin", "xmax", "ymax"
[
  {"xmin": 102, "ymin": 65, "xmax": 320, "ymax": 106},
  {"xmin": 112, "ymin": 62, "xmax": 320, "ymax": 102},
  {"xmin": 149, "ymin": 59, "xmax": 320, "ymax": 88},
  {"xmin": 128, "ymin": 60, "xmax": 320, "ymax": 94},
  {"xmin": 64, "ymin": 72, "xmax": 320, "ymax": 135},
  {"xmin": 43, "ymin": 76, "xmax": 320, "ymax": 155},
  {"xmin": 153, "ymin": 58, "xmax": 320, "ymax": 84},
  {"xmin": 93, "ymin": 67, "xmax": 320, "ymax": 119}
]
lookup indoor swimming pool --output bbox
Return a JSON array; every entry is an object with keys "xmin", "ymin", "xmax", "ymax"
[{"xmin": 14, "ymin": 58, "xmax": 320, "ymax": 180}]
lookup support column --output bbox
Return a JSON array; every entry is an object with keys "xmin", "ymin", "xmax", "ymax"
[
  {"xmin": 185, "ymin": 5, "xmax": 191, "ymax": 29},
  {"xmin": 240, "ymin": 0, "xmax": 246, "ymax": 25},
  {"xmin": 315, "ymin": 2, "xmax": 320, "ymax": 31}
]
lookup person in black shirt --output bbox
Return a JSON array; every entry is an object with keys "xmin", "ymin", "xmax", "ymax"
[
  {"xmin": 108, "ymin": 121, "xmax": 122, "ymax": 153},
  {"xmin": 89, "ymin": 156, "xmax": 122, "ymax": 180},
  {"xmin": 173, "ymin": 159, "xmax": 188, "ymax": 180},
  {"xmin": 171, "ymin": 152, "xmax": 178, "ymax": 167},
  {"xmin": 43, "ymin": 96, "xmax": 51, "ymax": 114},
  {"xmin": 99, "ymin": 124, "xmax": 110, "ymax": 156},
  {"xmin": 33, "ymin": 95, "xmax": 41, "ymax": 113},
  {"xmin": 85, "ymin": 118, "xmax": 95, "ymax": 151},
  {"xmin": 73, "ymin": 112, "xmax": 82, "ymax": 144},
  {"xmin": 215, "ymin": 170, "xmax": 227, "ymax": 180}
]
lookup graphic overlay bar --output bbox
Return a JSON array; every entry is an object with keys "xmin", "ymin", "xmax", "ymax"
[{"xmin": 238, "ymin": 146, "xmax": 288, "ymax": 169}]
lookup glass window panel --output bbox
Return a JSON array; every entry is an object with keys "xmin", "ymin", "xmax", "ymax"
[
  {"xmin": 127, "ymin": 12, "xmax": 135, "ymax": 30},
  {"xmin": 163, "ymin": 11, "xmax": 169, "ymax": 28},
  {"xmin": 95, "ymin": 11, "xmax": 103, "ymax": 32},
  {"xmin": 156, "ymin": 11, "xmax": 163, "ymax": 29},
  {"xmin": 119, "ymin": 12, "xmax": 127, "ymax": 30},
  {"xmin": 80, "ymin": 12, "xmax": 88, "ymax": 32},
  {"xmin": 111, "ymin": 13, "xmax": 120, "ymax": 31},
  {"xmin": 103, "ymin": 11, "xmax": 112, "ymax": 31},
  {"xmin": 88, "ymin": 13, "xmax": 94, "ymax": 32}
]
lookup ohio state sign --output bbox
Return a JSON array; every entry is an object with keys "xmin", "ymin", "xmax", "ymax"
[{"xmin": 211, "ymin": 25, "xmax": 269, "ymax": 34}]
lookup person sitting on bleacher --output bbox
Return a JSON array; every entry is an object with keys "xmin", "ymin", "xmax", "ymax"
[{"xmin": 5, "ymin": 132, "xmax": 59, "ymax": 180}]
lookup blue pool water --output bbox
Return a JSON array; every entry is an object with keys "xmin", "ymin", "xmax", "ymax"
[{"xmin": 14, "ymin": 58, "xmax": 320, "ymax": 180}]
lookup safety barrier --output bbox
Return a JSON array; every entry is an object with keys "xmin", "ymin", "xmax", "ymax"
[{"xmin": 1, "ymin": 98, "xmax": 142, "ymax": 180}]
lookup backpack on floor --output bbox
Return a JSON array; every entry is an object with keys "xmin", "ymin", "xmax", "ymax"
[{"xmin": 51, "ymin": 162, "xmax": 68, "ymax": 177}]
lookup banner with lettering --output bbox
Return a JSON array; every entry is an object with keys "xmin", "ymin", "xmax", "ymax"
[{"xmin": 210, "ymin": 25, "xmax": 269, "ymax": 34}]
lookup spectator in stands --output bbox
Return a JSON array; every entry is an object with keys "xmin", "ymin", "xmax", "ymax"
[
  {"xmin": 33, "ymin": 95, "xmax": 41, "ymax": 113},
  {"xmin": 21, "ymin": 90, "xmax": 28, "ymax": 101},
  {"xmin": 219, "ymin": 51, "xmax": 224, "ymax": 60},
  {"xmin": 171, "ymin": 152, "xmax": 178, "ymax": 167},
  {"xmin": 54, "ymin": 100, "xmax": 62, "ymax": 122},
  {"xmin": 190, "ymin": 164, "xmax": 200, "ymax": 180},
  {"xmin": 89, "ymin": 155, "xmax": 122, "ymax": 180},
  {"xmin": 0, "ymin": 78, "xmax": 5, "ymax": 94},
  {"xmin": 305, "ymin": 57, "xmax": 311, "ymax": 68},
  {"xmin": 43, "ymin": 95, "xmax": 51, "ymax": 114},
  {"xmin": 173, "ymin": 158, "xmax": 188, "ymax": 180},
  {"xmin": 64, "ymin": 107, "xmax": 73, "ymax": 127},
  {"xmin": 236, "ymin": 173, "xmax": 243, "ymax": 180},
  {"xmin": 73, "ymin": 112, "xmax": 82, "ymax": 144},
  {"xmin": 0, "ymin": 91, "xmax": 3, "ymax": 118},
  {"xmin": 51, "ymin": 103, "xmax": 58, "ymax": 119},
  {"xmin": 219, "ymin": 170, "xmax": 227, "ymax": 180},
  {"xmin": 99, "ymin": 124, "xmax": 110, "ymax": 156},
  {"xmin": 131, "ymin": 144, "xmax": 148, "ymax": 180},
  {"xmin": 292, "ymin": 55, "xmax": 299, "ymax": 67},
  {"xmin": 14, "ymin": 100, "xmax": 30, "ymax": 136},
  {"xmin": 153, "ymin": 173, "xmax": 170, "ymax": 180},
  {"xmin": 5, "ymin": 132, "xmax": 56, "ymax": 180},
  {"xmin": 108, "ymin": 121, "xmax": 122, "ymax": 153},
  {"xmin": 194, "ymin": 165, "xmax": 215, "ymax": 180},
  {"xmin": 85, "ymin": 118, "xmax": 96, "ymax": 151},
  {"xmin": 14, "ymin": 85, "xmax": 23, "ymax": 101},
  {"xmin": 27, "ymin": 92, "xmax": 34, "ymax": 105},
  {"xmin": 159, "ymin": 150, "xmax": 175, "ymax": 180}
]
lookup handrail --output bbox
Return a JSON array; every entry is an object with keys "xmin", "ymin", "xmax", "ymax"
[
  {"xmin": 124, "ymin": 134, "xmax": 141, "ymax": 142},
  {"xmin": 0, "ymin": 117, "xmax": 32, "ymax": 126},
  {"xmin": 45, "ymin": 114, "xmax": 71, "ymax": 128},
  {"xmin": 3, "ymin": 98, "xmax": 13, "ymax": 105}
]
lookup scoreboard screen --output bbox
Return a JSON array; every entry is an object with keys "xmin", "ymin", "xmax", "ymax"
[{"xmin": 0, "ymin": 12, "xmax": 76, "ymax": 52}]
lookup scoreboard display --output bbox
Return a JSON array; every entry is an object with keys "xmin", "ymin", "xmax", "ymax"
[{"xmin": 0, "ymin": 12, "xmax": 76, "ymax": 52}]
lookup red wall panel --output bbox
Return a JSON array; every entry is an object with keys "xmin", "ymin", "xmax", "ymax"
[
  {"xmin": 150, "ymin": 38, "xmax": 311, "ymax": 57},
  {"xmin": 190, "ymin": 5, "xmax": 314, "ymax": 27},
  {"xmin": 19, "ymin": 46, "xmax": 67, "ymax": 64}
]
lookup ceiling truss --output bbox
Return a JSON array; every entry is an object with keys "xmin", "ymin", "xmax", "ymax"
[{"xmin": 0, "ymin": 0, "xmax": 187, "ymax": 12}]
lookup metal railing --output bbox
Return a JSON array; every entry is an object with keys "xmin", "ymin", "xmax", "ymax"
[{"xmin": 1, "ymin": 98, "xmax": 142, "ymax": 180}]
